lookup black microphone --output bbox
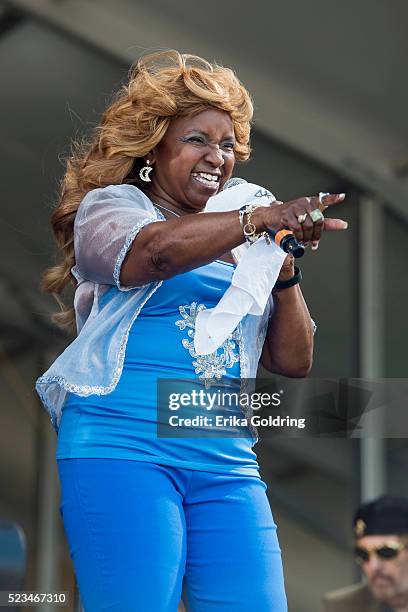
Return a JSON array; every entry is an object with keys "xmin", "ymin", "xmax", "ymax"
[{"xmin": 223, "ymin": 178, "xmax": 305, "ymax": 258}]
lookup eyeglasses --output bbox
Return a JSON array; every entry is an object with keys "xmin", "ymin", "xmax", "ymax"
[{"xmin": 354, "ymin": 542, "xmax": 407, "ymax": 564}]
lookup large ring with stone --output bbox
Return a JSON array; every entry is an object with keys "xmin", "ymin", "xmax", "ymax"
[
  {"xmin": 318, "ymin": 192, "xmax": 330, "ymax": 211},
  {"xmin": 308, "ymin": 208, "xmax": 325, "ymax": 223},
  {"xmin": 297, "ymin": 213, "xmax": 308, "ymax": 224}
]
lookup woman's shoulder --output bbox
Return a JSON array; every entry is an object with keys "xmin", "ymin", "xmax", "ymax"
[{"xmin": 79, "ymin": 183, "xmax": 156, "ymax": 212}]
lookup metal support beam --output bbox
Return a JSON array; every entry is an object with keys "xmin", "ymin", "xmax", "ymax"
[{"xmin": 358, "ymin": 196, "xmax": 386, "ymax": 501}]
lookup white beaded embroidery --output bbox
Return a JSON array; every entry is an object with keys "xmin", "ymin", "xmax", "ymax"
[{"xmin": 175, "ymin": 302, "xmax": 240, "ymax": 388}]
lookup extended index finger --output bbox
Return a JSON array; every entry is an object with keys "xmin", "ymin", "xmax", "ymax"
[{"xmin": 323, "ymin": 218, "xmax": 348, "ymax": 231}]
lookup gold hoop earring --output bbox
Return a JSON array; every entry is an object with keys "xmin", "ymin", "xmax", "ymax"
[{"xmin": 139, "ymin": 160, "xmax": 153, "ymax": 182}]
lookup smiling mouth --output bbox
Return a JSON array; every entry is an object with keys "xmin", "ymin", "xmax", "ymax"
[{"xmin": 191, "ymin": 172, "xmax": 220, "ymax": 189}]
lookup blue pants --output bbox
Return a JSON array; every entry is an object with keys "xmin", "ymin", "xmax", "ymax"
[{"xmin": 57, "ymin": 459, "xmax": 287, "ymax": 611}]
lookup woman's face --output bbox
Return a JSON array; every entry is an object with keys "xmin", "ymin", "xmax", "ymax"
[{"xmin": 148, "ymin": 108, "xmax": 236, "ymax": 213}]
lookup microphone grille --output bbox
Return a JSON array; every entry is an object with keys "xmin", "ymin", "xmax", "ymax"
[{"xmin": 223, "ymin": 177, "xmax": 247, "ymax": 190}]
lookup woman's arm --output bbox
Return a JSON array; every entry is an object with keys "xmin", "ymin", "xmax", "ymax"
[
  {"xmin": 120, "ymin": 193, "xmax": 347, "ymax": 287},
  {"xmin": 120, "ymin": 209, "xmax": 248, "ymax": 286},
  {"xmin": 260, "ymin": 255, "xmax": 314, "ymax": 378}
]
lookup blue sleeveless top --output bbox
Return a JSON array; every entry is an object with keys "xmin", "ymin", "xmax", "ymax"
[{"xmin": 56, "ymin": 259, "xmax": 260, "ymax": 476}]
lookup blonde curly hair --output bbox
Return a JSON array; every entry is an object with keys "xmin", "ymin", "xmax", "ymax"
[{"xmin": 42, "ymin": 49, "xmax": 254, "ymax": 330}]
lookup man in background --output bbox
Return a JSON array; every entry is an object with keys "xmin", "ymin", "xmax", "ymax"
[{"xmin": 323, "ymin": 495, "xmax": 408, "ymax": 611}]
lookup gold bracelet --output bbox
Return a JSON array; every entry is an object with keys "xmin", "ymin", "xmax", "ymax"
[{"xmin": 242, "ymin": 204, "xmax": 267, "ymax": 244}]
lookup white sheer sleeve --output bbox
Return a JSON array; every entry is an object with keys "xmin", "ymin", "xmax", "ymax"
[{"xmin": 74, "ymin": 184, "xmax": 162, "ymax": 291}]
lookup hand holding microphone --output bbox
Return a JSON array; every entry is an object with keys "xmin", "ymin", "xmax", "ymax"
[
  {"xmin": 223, "ymin": 178, "xmax": 348, "ymax": 258},
  {"xmin": 259, "ymin": 192, "xmax": 348, "ymax": 252}
]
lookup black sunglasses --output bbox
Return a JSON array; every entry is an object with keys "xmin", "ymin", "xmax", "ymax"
[{"xmin": 354, "ymin": 542, "xmax": 407, "ymax": 564}]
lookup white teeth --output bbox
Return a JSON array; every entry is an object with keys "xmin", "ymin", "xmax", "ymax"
[
  {"xmin": 193, "ymin": 175, "xmax": 218, "ymax": 187},
  {"xmin": 192, "ymin": 172, "xmax": 219, "ymax": 182},
  {"xmin": 201, "ymin": 173, "xmax": 218, "ymax": 181}
]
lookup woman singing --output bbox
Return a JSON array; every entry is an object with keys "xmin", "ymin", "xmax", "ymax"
[{"xmin": 36, "ymin": 50, "xmax": 347, "ymax": 611}]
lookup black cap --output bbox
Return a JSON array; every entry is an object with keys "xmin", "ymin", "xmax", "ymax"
[{"xmin": 354, "ymin": 495, "xmax": 408, "ymax": 538}]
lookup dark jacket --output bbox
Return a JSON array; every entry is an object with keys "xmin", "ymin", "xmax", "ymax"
[{"xmin": 323, "ymin": 582, "xmax": 392, "ymax": 612}]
